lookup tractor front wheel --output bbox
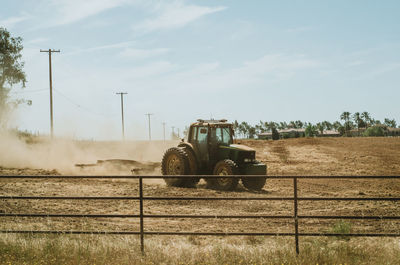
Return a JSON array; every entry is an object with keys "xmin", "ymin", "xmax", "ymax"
[
  {"xmin": 207, "ymin": 159, "xmax": 239, "ymax": 191},
  {"xmin": 241, "ymin": 177, "xmax": 266, "ymax": 191}
]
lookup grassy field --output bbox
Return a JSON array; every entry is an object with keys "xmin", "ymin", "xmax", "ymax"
[{"xmin": 1, "ymin": 234, "xmax": 400, "ymax": 265}]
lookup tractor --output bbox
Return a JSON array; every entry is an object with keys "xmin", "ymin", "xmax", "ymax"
[{"xmin": 161, "ymin": 119, "xmax": 267, "ymax": 191}]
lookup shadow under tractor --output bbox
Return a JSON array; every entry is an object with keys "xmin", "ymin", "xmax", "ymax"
[{"xmin": 161, "ymin": 119, "xmax": 267, "ymax": 191}]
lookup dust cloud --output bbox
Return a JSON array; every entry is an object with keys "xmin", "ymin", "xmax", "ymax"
[{"xmin": 0, "ymin": 130, "xmax": 177, "ymax": 175}]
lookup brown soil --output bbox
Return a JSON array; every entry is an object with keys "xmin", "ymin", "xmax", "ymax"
[{"xmin": 1, "ymin": 137, "xmax": 400, "ymax": 235}]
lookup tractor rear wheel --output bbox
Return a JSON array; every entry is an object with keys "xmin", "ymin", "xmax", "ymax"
[
  {"xmin": 182, "ymin": 147, "xmax": 200, "ymax": 185},
  {"xmin": 242, "ymin": 177, "xmax": 266, "ymax": 191},
  {"xmin": 207, "ymin": 159, "xmax": 239, "ymax": 191},
  {"xmin": 161, "ymin": 147, "xmax": 198, "ymax": 187}
]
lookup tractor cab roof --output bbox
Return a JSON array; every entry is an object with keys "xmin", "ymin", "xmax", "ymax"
[{"xmin": 191, "ymin": 119, "xmax": 232, "ymax": 127}]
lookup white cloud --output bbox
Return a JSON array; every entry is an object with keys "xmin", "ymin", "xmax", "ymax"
[
  {"xmin": 0, "ymin": 13, "xmax": 31, "ymax": 28},
  {"xmin": 133, "ymin": 1, "xmax": 226, "ymax": 32},
  {"xmin": 119, "ymin": 47, "xmax": 169, "ymax": 59},
  {"xmin": 50, "ymin": 0, "xmax": 129, "ymax": 26},
  {"xmin": 122, "ymin": 53, "xmax": 320, "ymax": 96},
  {"xmin": 62, "ymin": 40, "xmax": 136, "ymax": 56}
]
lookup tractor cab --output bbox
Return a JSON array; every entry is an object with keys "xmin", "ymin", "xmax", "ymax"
[{"xmin": 187, "ymin": 119, "xmax": 233, "ymax": 169}]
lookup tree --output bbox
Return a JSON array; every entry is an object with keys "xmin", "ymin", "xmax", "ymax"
[
  {"xmin": 340, "ymin": 111, "xmax": 351, "ymax": 124},
  {"xmin": 305, "ymin": 124, "xmax": 318, "ymax": 137},
  {"xmin": 239, "ymin": 121, "xmax": 250, "ymax": 138},
  {"xmin": 255, "ymin": 120, "xmax": 266, "ymax": 134},
  {"xmin": 233, "ymin": 120, "xmax": 240, "ymax": 136},
  {"xmin": 264, "ymin": 121, "xmax": 277, "ymax": 132},
  {"xmin": 363, "ymin": 126, "xmax": 385, "ymax": 137},
  {"xmin": 271, "ymin": 127, "xmax": 279, "ymax": 140},
  {"xmin": 316, "ymin": 122, "xmax": 324, "ymax": 135},
  {"xmin": 295, "ymin": 120, "xmax": 304, "ymax": 129},
  {"xmin": 0, "ymin": 27, "xmax": 27, "ymax": 127},
  {"xmin": 248, "ymin": 126, "xmax": 256, "ymax": 139},
  {"xmin": 353, "ymin": 112, "xmax": 362, "ymax": 129},
  {"xmin": 340, "ymin": 111, "xmax": 352, "ymax": 136},
  {"xmin": 332, "ymin": 121, "xmax": 342, "ymax": 130},
  {"xmin": 322, "ymin": 121, "xmax": 333, "ymax": 130},
  {"xmin": 384, "ymin": 118, "xmax": 397, "ymax": 128},
  {"xmin": 288, "ymin": 121, "xmax": 296, "ymax": 128},
  {"xmin": 278, "ymin": 121, "xmax": 288, "ymax": 130},
  {"xmin": 361, "ymin": 111, "xmax": 371, "ymax": 128}
]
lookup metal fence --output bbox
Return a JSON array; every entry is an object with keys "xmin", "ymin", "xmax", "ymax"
[{"xmin": 1, "ymin": 175, "xmax": 400, "ymax": 254}]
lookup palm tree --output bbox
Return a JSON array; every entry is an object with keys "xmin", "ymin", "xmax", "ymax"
[
  {"xmin": 332, "ymin": 121, "xmax": 342, "ymax": 131},
  {"xmin": 288, "ymin": 121, "xmax": 296, "ymax": 128},
  {"xmin": 322, "ymin": 121, "xmax": 333, "ymax": 130},
  {"xmin": 258, "ymin": 120, "xmax": 266, "ymax": 133},
  {"xmin": 353, "ymin": 112, "xmax": 362, "ymax": 129},
  {"xmin": 384, "ymin": 118, "xmax": 397, "ymax": 128},
  {"xmin": 340, "ymin": 111, "xmax": 351, "ymax": 135},
  {"xmin": 248, "ymin": 126, "xmax": 256, "ymax": 139},
  {"xmin": 233, "ymin": 120, "xmax": 240, "ymax": 136},
  {"xmin": 340, "ymin": 111, "xmax": 351, "ymax": 123},
  {"xmin": 361, "ymin": 112, "xmax": 371, "ymax": 128},
  {"xmin": 305, "ymin": 124, "xmax": 318, "ymax": 137},
  {"xmin": 316, "ymin": 122, "xmax": 324, "ymax": 135},
  {"xmin": 295, "ymin": 120, "xmax": 304, "ymax": 129},
  {"xmin": 279, "ymin": 122, "xmax": 288, "ymax": 130}
]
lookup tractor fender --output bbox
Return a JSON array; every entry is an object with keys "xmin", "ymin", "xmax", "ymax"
[
  {"xmin": 178, "ymin": 142, "xmax": 194, "ymax": 151},
  {"xmin": 177, "ymin": 142, "xmax": 200, "ymax": 168}
]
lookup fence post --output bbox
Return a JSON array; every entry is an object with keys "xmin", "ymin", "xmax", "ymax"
[
  {"xmin": 293, "ymin": 177, "xmax": 299, "ymax": 255},
  {"xmin": 139, "ymin": 175, "xmax": 144, "ymax": 254}
]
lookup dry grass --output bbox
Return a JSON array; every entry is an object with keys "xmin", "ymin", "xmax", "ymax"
[{"xmin": 1, "ymin": 234, "xmax": 400, "ymax": 265}]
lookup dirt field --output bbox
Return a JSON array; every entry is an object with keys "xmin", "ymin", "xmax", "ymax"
[{"xmin": 1, "ymin": 137, "xmax": 400, "ymax": 236}]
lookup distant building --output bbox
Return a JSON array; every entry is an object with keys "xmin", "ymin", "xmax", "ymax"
[
  {"xmin": 257, "ymin": 132, "xmax": 273, "ymax": 140},
  {"xmin": 319, "ymin": 130, "xmax": 341, "ymax": 137},
  {"xmin": 387, "ymin": 127, "xmax": 400, "ymax": 136},
  {"xmin": 258, "ymin": 128, "xmax": 305, "ymax": 140},
  {"xmin": 279, "ymin": 128, "xmax": 305, "ymax": 139}
]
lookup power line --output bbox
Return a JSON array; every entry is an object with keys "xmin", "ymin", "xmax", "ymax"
[{"xmin": 54, "ymin": 88, "xmax": 116, "ymax": 118}]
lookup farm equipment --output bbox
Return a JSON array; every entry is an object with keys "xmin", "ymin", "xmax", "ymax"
[{"xmin": 161, "ymin": 119, "xmax": 267, "ymax": 190}]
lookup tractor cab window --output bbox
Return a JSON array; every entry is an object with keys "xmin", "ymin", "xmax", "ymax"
[
  {"xmin": 210, "ymin": 127, "xmax": 232, "ymax": 146},
  {"xmin": 197, "ymin": 126, "xmax": 208, "ymax": 143},
  {"xmin": 221, "ymin": 127, "xmax": 233, "ymax": 145}
]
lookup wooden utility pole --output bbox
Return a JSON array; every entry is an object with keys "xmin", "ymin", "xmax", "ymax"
[
  {"xmin": 116, "ymin": 92, "xmax": 128, "ymax": 140},
  {"xmin": 40, "ymin": 49, "xmax": 60, "ymax": 138},
  {"xmin": 171, "ymin": 126, "xmax": 175, "ymax": 140},
  {"xmin": 162, "ymin": 122, "xmax": 166, "ymax": 142},
  {"xmin": 145, "ymin": 113, "xmax": 153, "ymax": 141}
]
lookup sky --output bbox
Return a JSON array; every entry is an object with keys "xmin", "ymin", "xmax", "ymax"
[{"xmin": 1, "ymin": 0, "xmax": 400, "ymax": 140}]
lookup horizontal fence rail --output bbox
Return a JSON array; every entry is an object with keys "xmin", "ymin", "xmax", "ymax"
[{"xmin": 1, "ymin": 175, "xmax": 400, "ymax": 254}]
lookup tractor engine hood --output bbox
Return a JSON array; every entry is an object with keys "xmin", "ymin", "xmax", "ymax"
[
  {"xmin": 229, "ymin": 144, "xmax": 255, "ymax": 152},
  {"xmin": 219, "ymin": 144, "xmax": 256, "ymax": 163}
]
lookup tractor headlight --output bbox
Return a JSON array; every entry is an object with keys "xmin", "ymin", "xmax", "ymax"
[{"xmin": 244, "ymin": 158, "xmax": 254, "ymax": 163}]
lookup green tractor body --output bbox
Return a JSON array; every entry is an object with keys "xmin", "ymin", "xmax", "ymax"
[{"xmin": 161, "ymin": 119, "xmax": 267, "ymax": 190}]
